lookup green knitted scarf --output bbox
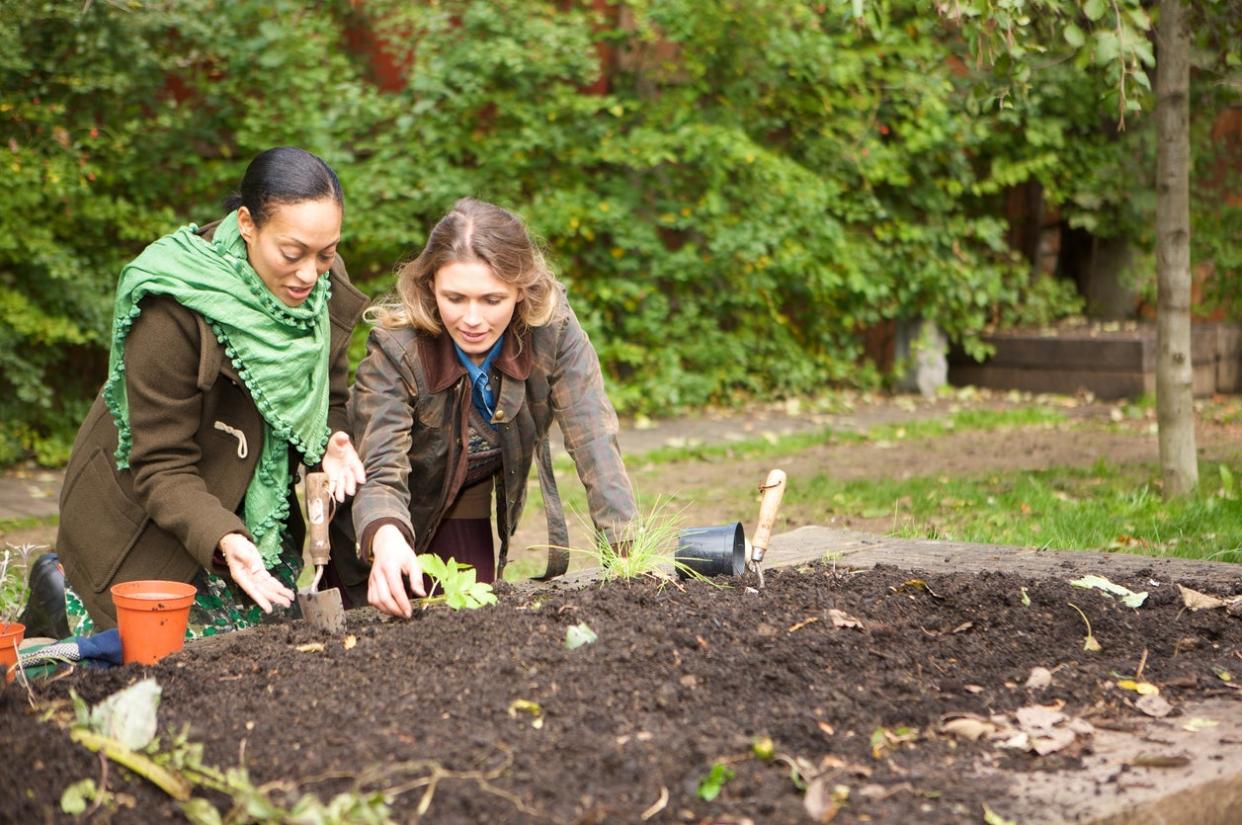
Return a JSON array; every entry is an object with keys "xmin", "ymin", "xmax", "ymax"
[{"xmin": 104, "ymin": 210, "xmax": 332, "ymax": 567}]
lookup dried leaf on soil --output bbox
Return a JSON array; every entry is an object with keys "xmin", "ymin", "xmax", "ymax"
[
  {"xmin": 1182, "ymin": 717, "xmax": 1218, "ymax": 732},
  {"xmin": 939, "ymin": 715, "xmax": 997, "ymax": 742},
  {"xmin": 1070, "ymin": 575, "xmax": 1147, "ymax": 608},
  {"xmin": 803, "ymin": 778, "xmax": 848, "ymax": 823},
  {"xmin": 295, "ymin": 643, "xmax": 325, "ymax": 654},
  {"xmin": 870, "ymin": 726, "xmax": 918, "ymax": 759},
  {"xmin": 1177, "ymin": 584, "xmax": 1227, "ymax": 611},
  {"xmin": 343, "ymin": 635, "xmax": 357, "ymax": 651},
  {"xmin": 1025, "ymin": 667, "xmax": 1052, "ymax": 689},
  {"xmin": 828, "ymin": 609, "xmax": 863, "ymax": 629},
  {"xmin": 1135, "ymin": 693, "xmax": 1173, "ymax": 718}
]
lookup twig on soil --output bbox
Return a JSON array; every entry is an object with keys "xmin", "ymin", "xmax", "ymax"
[
  {"xmin": 640, "ymin": 786, "xmax": 669, "ymax": 820},
  {"xmin": 299, "ymin": 743, "xmax": 548, "ymax": 820},
  {"xmin": 1136, "ymin": 647, "xmax": 1149, "ymax": 680},
  {"xmin": 788, "ymin": 616, "xmax": 819, "ymax": 633},
  {"xmin": 84, "ymin": 751, "xmax": 109, "ymax": 819}
]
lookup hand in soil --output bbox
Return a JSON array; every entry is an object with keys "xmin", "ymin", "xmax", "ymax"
[
  {"xmin": 369, "ymin": 524, "xmax": 426, "ymax": 618},
  {"xmin": 320, "ymin": 431, "xmax": 366, "ymax": 503},
  {"xmin": 218, "ymin": 533, "xmax": 294, "ymax": 612}
]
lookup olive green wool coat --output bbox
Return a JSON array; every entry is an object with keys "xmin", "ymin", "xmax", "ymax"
[{"xmin": 56, "ymin": 223, "xmax": 368, "ymax": 629}]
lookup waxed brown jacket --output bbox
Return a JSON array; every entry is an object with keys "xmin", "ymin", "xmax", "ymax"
[
  {"xmin": 56, "ymin": 222, "xmax": 368, "ymax": 628},
  {"xmin": 341, "ymin": 295, "xmax": 636, "ymax": 585}
]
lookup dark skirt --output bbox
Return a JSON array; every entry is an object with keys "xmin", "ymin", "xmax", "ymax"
[{"xmin": 422, "ymin": 517, "xmax": 496, "ymax": 589}]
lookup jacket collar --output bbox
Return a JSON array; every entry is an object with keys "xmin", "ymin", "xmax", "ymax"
[{"xmin": 421, "ymin": 325, "xmax": 533, "ymax": 393}]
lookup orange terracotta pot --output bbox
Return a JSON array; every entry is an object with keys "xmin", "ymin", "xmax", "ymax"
[
  {"xmin": 1, "ymin": 621, "xmax": 25, "ymax": 682},
  {"xmin": 110, "ymin": 580, "xmax": 196, "ymax": 665}
]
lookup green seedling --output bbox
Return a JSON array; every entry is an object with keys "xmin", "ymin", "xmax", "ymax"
[
  {"xmin": 751, "ymin": 735, "xmax": 775, "ymax": 761},
  {"xmin": 417, "ymin": 555, "xmax": 497, "ymax": 610},
  {"xmin": 696, "ymin": 762, "xmax": 734, "ymax": 802}
]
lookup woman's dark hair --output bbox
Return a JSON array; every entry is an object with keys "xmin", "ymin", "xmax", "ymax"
[{"xmin": 223, "ymin": 147, "xmax": 343, "ymax": 227}]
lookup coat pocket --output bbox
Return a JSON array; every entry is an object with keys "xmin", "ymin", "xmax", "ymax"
[
  {"xmin": 416, "ymin": 394, "xmax": 450, "ymax": 429},
  {"xmin": 59, "ymin": 447, "xmax": 149, "ymax": 593}
]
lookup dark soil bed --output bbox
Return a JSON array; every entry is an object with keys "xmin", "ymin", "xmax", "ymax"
[{"xmin": 3, "ymin": 562, "xmax": 1241, "ymax": 824}]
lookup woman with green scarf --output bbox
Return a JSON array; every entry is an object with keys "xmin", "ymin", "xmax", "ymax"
[{"xmin": 53, "ymin": 147, "xmax": 369, "ymax": 638}]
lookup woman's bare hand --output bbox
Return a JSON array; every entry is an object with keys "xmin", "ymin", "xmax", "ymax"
[
  {"xmin": 368, "ymin": 524, "xmax": 426, "ymax": 618},
  {"xmin": 218, "ymin": 533, "xmax": 295, "ymax": 612}
]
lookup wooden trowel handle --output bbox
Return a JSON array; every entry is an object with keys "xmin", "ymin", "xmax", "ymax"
[
  {"xmin": 751, "ymin": 469, "xmax": 787, "ymax": 564},
  {"xmin": 306, "ymin": 472, "xmax": 332, "ymax": 566}
]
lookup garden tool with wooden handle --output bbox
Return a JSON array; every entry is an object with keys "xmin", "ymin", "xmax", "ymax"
[
  {"xmin": 298, "ymin": 472, "xmax": 346, "ymax": 633},
  {"xmin": 748, "ymin": 469, "xmax": 787, "ymax": 589}
]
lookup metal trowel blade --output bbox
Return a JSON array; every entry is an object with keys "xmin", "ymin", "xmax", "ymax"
[{"xmin": 298, "ymin": 587, "xmax": 346, "ymax": 634}]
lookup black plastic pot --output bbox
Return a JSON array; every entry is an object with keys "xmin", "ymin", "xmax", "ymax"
[{"xmin": 674, "ymin": 522, "xmax": 746, "ymax": 579}]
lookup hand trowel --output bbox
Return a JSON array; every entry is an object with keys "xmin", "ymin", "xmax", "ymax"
[{"xmin": 297, "ymin": 472, "xmax": 346, "ymax": 633}]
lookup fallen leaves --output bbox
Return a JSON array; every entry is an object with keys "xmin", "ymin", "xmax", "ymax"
[
  {"xmin": 828, "ymin": 609, "xmax": 863, "ymax": 629},
  {"xmin": 1071, "ymin": 575, "xmax": 1147, "ymax": 608},
  {"xmin": 803, "ymin": 778, "xmax": 848, "ymax": 823},
  {"xmin": 1024, "ymin": 667, "xmax": 1052, "ymax": 690},
  {"xmin": 1177, "ymin": 584, "xmax": 1242, "ymax": 615},
  {"xmin": 938, "ymin": 703, "xmax": 1094, "ymax": 757},
  {"xmin": 294, "ymin": 643, "xmax": 324, "ymax": 654},
  {"xmin": 1135, "ymin": 693, "xmax": 1173, "ymax": 718},
  {"xmin": 869, "ymin": 726, "xmax": 918, "ymax": 759}
]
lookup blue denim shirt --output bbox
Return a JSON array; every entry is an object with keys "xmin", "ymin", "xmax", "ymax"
[{"xmin": 453, "ymin": 334, "xmax": 504, "ymax": 427}]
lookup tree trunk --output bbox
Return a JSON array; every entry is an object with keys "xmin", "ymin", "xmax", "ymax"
[{"xmin": 1155, "ymin": 0, "xmax": 1198, "ymax": 498}]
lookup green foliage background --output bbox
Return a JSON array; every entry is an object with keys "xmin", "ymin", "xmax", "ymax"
[{"xmin": 0, "ymin": 0, "xmax": 1236, "ymax": 465}]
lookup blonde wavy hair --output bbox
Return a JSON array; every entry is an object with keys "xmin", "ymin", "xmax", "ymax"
[{"xmin": 370, "ymin": 198, "xmax": 562, "ymax": 334}]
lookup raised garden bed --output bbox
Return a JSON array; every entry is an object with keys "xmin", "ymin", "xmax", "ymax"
[
  {"xmin": 948, "ymin": 322, "xmax": 1242, "ymax": 400},
  {"xmin": 3, "ymin": 544, "xmax": 1242, "ymax": 824}
]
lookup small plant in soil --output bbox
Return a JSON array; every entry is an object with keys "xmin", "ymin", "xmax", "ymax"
[
  {"xmin": 416, "ymin": 554, "xmax": 496, "ymax": 610},
  {"xmin": 566, "ymin": 496, "xmax": 702, "ymax": 582},
  {"xmin": 695, "ymin": 761, "xmax": 734, "ymax": 802},
  {"xmin": 0, "ymin": 542, "xmax": 43, "ymax": 623}
]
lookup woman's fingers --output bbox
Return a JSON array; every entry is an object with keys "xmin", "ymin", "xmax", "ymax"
[
  {"xmin": 406, "ymin": 555, "xmax": 426, "ymax": 598},
  {"xmin": 386, "ymin": 562, "xmax": 413, "ymax": 617},
  {"xmin": 368, "ymin": 569, "xmax": 400, "ymax": 617}
]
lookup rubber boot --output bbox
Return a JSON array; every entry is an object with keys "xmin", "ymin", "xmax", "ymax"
[{"xmin": 17, "ymin": 552, "xmax": 70, "ymax": 640}]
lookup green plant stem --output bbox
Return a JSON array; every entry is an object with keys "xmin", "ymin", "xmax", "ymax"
[{"xmin": 69, "ymin": 728, "xmax": 193, "ymax": 801}]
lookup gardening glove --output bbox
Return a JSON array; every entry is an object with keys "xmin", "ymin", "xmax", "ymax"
[
  {"xmin": 320, "ymin": 431, "xmax": 366, "ymax": 503},
  {"xmin": 368, "ymin": 524, "xmax": 425, "ymax": 619},
  {"xmin": 11, "ymin": 628, "xmax": 123, "ymax": 680}
]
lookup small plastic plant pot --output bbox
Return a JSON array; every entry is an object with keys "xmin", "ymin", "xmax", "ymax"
[
  {"xmin": 0, "ymin": 621, "xmax": 25, "ymax": 682},
  {"xmin": 110, "ymin": 580, "xmax": 197, "ymax": 665},
  {"xmin": 675, "ymin": 522, "xmax": 746, "ymax": 579}
]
